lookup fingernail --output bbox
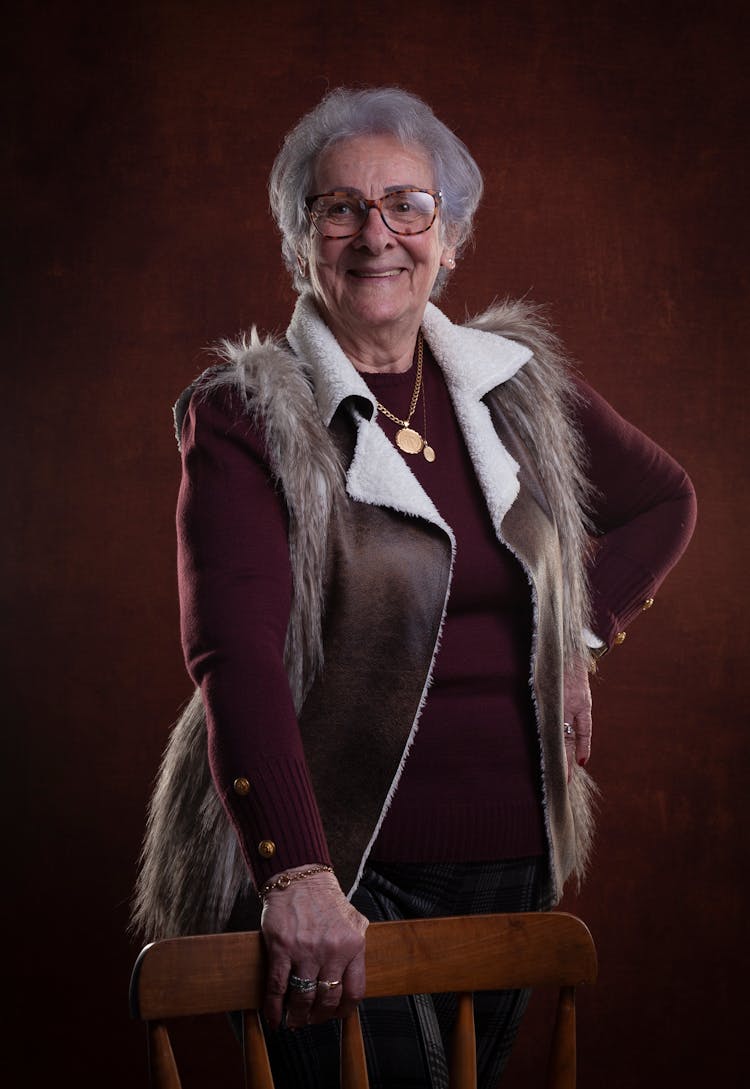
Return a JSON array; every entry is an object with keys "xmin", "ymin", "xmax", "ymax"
[{"xmin": 578, "ymin": 757, "xmax": 587, "ymax": 767}]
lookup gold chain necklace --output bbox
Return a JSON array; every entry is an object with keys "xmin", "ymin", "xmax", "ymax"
[{"xmin": 376, "ymin": 330, "xmax": 435, "ymax": 461}]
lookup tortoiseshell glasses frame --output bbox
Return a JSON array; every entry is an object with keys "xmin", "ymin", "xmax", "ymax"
[{"xmin": 305, "ymin": 188, "xmax": 443, "ymax": 239}]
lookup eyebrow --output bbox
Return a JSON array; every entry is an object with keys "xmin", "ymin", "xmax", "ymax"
[{"xmin": 325, "ymin": 185, "xmax": 425, "ymax": 196}]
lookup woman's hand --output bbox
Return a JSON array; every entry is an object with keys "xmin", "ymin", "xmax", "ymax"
[
  {"xmin": 563, "ymin": 657, "xmax": 593, "ymax": 781},
  {"xmin": 260, "ymin": 866, "xmax": 369, "ymax": 1030}
]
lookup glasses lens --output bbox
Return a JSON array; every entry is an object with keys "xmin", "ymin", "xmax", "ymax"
[
  {"xmin": 310, "ymin": 194, "xmax": 365, "ymax": 238},
  {"xmin": 381, "ymin": 191, "xmax": 437, "ymax": 234}
]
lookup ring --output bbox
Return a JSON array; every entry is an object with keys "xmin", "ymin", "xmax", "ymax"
[
  {"xmin": 317, "ymin": 979, "xmax": 341, "ymax": 989},
  {"xmin": 563, "ymin": 723, "xmax": 575, "ymax": 736},
  {"xmin": 288, "ymin": 974, "xmax": 318, "ymax": 994}
]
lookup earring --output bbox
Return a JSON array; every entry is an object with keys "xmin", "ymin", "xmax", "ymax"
[
  {"xmin": 296, "ymin": 253, "xmax": 308, "ymax": 278},
  {"xmin": 447, "ymin": 257, "xmax": 456, "ymax": 270}
]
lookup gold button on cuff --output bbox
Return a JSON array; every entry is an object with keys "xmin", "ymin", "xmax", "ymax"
[
  {"xmin": 258, "ymin": 840, "xmax": 276, "ymax": 858},
  {"xmin": 614, "ymin": 631, "xmax": 627, "ymax": 646},
  {"xmin": 642, "ymin": 597, "xmax": 654, "ymax": 611},
  {"xmin": 233, "ymin": 777, "xmax": 250, "ymax": 796}
]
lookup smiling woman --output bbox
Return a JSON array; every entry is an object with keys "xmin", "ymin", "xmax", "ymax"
[
  {"xmin": 305, "ymin": 133, "xmax": 455, "ymax": 372},
  {"xmin": 131, "ymin": 85, "xmax": 696, "ymax": 1089}
]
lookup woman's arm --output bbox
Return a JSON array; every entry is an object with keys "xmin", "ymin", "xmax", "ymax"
[
  {"xmin": 177, "ymin": 387, "xmax": 367, "ymax": 1027},
  {"xmin": 575, "ymin": 376, "xmax": 697, "ymax": 652},
  {"xmin": 562, "ymin": 377, "xmax": 697, "ymax": 776},
  {"xmin": 177, "ymin": 387, "xmax": 331, "ymax": 884}
]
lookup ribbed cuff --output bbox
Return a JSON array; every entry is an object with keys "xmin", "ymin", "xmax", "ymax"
[
  {"xmin": 589, "ymin": 546, "xmax": 657, "ymax": 647},
  {"xmin": 223, "ymin": 755, "xmax": 332, "ymax": 886}
]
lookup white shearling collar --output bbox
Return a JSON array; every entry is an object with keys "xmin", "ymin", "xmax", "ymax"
[
  {"xmin": 421, "ymin": 302, "xmax": 531, "ymax": 396},
  {"xmin": 286, "ymin": 294, "xmax": 378, "ymax": 427},
  {"xmin": 286, "ymin": 293, "xmax": 532, "ymax": 426},
  {"xmin": 285, "ymin": 292, "xmax": 532, "ymax": 535}
]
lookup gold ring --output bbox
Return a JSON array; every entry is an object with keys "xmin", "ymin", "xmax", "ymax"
[{"xmin": 317, "ymin": 979, "xmax": 341, "ymax": 989}]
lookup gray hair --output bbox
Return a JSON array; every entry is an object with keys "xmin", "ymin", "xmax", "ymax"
[{"xmin": 268, "ymin": 86, "xmax": 484, "ymax": 293}]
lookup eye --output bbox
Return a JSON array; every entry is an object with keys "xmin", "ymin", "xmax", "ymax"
[
  {"xmin": 312, "ymin": 195, "xmax": 362, "ymax": 222},
  {"xmin": 384, "ymin": 194, "xmax": 415, "ymax": 214},
  {"xmin": 327, "ymin": 201, "xmax": 357, "ymax": 217},
  {"xmin": 383, "ymin": 191, "xmax": 435, "ymax": 221}
]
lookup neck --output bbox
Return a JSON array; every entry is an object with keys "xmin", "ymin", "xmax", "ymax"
[
  {"xmin": 318, "ymin": 308, "xmax": 422, "ymax": 374},
  {"xmin": 349, "ymin": 345, "xmax": 416, "ymax": 374}
]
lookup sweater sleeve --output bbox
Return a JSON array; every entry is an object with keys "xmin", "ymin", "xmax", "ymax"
[
  {"xmin": 575, "ymin": 377, "xmax": 697, "ymax": 652},
  {"xmin": 176, "ymin": 386, "xmax": 332, "ymax": 886}
]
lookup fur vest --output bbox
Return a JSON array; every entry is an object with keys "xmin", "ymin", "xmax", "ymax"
[{"xmin": 131, "ymin": 295, "xmax": 598, "ymax": 942}]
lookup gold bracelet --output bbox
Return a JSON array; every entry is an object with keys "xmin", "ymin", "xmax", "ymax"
[{"xmin": 258, "ymin": 864, "xmax": 334, "ymax": 901}]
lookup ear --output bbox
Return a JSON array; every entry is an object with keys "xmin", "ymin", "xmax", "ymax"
[{"xmin": 439, "ymin": 227, "xmax": 457, "ymax": 270}]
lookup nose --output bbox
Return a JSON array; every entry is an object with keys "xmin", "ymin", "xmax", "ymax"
[{"xmin": 352, "ymin": 206, "xmax": 394, "ymax": 253}]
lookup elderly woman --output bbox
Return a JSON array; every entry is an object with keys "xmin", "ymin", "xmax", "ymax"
[{"xmin": 132, "ymin": 87, "xmax": 696, "ymax": 1086}]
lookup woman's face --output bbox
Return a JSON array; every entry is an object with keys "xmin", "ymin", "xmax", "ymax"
[{"xmin": 306, "ymin": 134, "xmax": 455, "ymax": 349}]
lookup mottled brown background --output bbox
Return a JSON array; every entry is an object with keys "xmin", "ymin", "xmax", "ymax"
[{"xmin": 5, "ymin": 1, "xmax": 747, "ymax": 1085}]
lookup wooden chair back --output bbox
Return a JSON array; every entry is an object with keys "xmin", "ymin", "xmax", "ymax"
[{"xmin": 130, "ymin": 910, "xmax": 597, "ymax": 1089}]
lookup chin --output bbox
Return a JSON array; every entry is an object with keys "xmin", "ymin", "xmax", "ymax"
[
  {"xmin": 347, "ymin": 302, "xmax": 412, "ymax": 331},
  {"xmin": 343, "ymin": 286, "xmax": 415, "ymax": 324}
]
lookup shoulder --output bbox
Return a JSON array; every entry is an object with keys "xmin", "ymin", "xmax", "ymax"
[
  {"xmin": 176, "ymin": 380, "xmax": 272, "ymax": 471},
  {"xmin": 463, "ymin": 298, "xmax": 575, "ymax": 383},
  {"xmin": 462, "ymin": 299, "xmax": 585, "ymax": 440},
  {"xmin": 173, "ymin": 324, "xmax": 345, "ymax": 507},
  {"xmin": 465, "ymin": 297, "xmax": 581, "ymax": 398},
  {"xmin": 464, "ymin": 297, "xmax": 563, "ymax": 356},
  {"xmin": 173, "ymin": 328, "xmax": 313, "ymax": 453}
]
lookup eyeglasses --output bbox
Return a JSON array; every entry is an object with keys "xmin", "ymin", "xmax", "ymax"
[{"xmin": 305, "ymin": 188, "xmax": 442, "ymax": 239}]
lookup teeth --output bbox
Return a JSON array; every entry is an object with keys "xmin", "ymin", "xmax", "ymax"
[{"xmin": 352, "ymin": 269, "xmax": 400, "ymax": 277}]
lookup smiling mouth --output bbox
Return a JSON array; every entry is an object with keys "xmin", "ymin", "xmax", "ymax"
[{"xmin": 348, "ymin": 269, "xmax": 403, "ymax": 278}]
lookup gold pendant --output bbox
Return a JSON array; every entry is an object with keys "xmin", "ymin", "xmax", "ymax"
[
  {"xmin": 396, "ymin": 427, "xmax": 424, "ymax": 454},
  {"xmin": 423, "ymin": 444, "xmax": 436, "ymax": 463}
]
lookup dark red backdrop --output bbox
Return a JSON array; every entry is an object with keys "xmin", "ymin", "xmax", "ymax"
[{"xmin": 5, "ymin": 2, "xmax": 747, "ymax": 1085}]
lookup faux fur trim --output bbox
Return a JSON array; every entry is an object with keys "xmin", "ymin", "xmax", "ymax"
[
  {"xmin": 568, "ymin": 762, "xmax": 601, "ymax": 887},
  {"xmin": 464, "ymin": 297, "xmax": 595, "ymax": 668},
  {"xmin": 129, "ymin": 688, "xmax": 246, "ymax": 940}
]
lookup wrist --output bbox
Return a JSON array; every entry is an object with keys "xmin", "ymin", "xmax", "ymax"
[{"xmin": 258, "ymin": 863, "xmax": 334, "ymax": 901}]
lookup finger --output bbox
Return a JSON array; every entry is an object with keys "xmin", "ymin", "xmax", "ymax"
[
  {"xmin": 337, "ymin": 946, "xmax": 366, "ymax": 1020},
  {"xmin": 564, "ymin": 734, "xmax": 576, "ymax": 782},
  {"xmin": 574, "ymin": 709, "xmax": 593, "ymax": 767},
  {"xmin": 285, "ymin": 964, "xmax": 320, "ymax": 1029},
  {"xmin": 263, "ymin": 954, "xmax": 292, "ymax": 1030},
  {"xmin": 563, "ymin": 719, "xmax": 576, "ymax": 782},
  {"xmin": 575, "ymin": 733, "xmax": 591, "ymax": 766},
  {"xmin": 308, "ymin": 967, "xmax": 346, "ymax": 1024}
]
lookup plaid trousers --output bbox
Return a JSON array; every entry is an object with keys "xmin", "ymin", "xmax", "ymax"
[{"xmin": 262, "ymin": 856, "xmax": 552, "ymax": 1089}]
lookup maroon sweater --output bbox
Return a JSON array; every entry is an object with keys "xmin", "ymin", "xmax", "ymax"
[{"xmin": 177, "ymin": 349, "xmax": 697, "ymax": 884}]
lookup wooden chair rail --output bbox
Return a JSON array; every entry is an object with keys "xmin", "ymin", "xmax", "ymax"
[{"xmin": 131, "ymin": 911, "xmax": 597, "ymax": 1089}]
